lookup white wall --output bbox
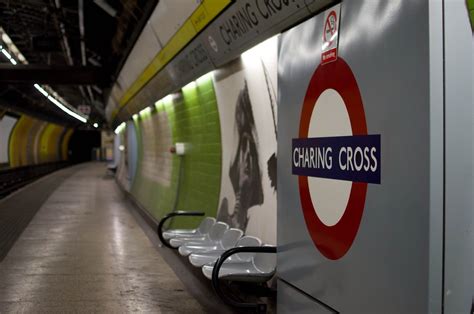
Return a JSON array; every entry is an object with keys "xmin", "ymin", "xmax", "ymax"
[{"xmin": 149, "ymin": 0, "xmax": 199, "ymax": 45}]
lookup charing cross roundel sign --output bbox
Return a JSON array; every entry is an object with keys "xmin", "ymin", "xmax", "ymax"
[{"xmin": 292, "ymin": 58, "xmax": 381, "ymax": 260}]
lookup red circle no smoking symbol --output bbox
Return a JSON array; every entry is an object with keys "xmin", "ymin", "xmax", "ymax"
[
  {"xmin": 323, "ymin": 11, "xmax": 337, "ymax": 44},
  {"xmin": 298, "ymin": 58, "xmax": 368, "ymax": 260}
]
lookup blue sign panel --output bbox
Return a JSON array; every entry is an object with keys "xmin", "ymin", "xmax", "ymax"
[{"xmin": 292, "ymin": 134, "xmax": 381, "ymax": 184}]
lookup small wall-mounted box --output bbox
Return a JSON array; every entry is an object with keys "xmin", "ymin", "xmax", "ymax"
[
  {"xmin": 170, "ymin": 142, "xmax": 186, "ymax": 156},
  {"xmin": 175, "ymin": 143, "xmax": 186, "ymax": 156}
]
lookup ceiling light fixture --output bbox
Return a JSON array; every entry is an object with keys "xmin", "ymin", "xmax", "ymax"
[
  {"xmin": 1, "ymin": 48, "xmax": 12, "ymax": 59},
  {"xmin": 34, "ymin": 84, "xmax": 49, "ymax": 97},
  {"xmin": 47, "ymin": 95, "xmax": 87, "ymax": 123}
]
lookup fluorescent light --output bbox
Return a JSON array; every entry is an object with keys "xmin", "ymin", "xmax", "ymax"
[
  {"xmin": 1, "ymin": 48, "xmax": 12, "ymax": 60},
  {"xmin": 139, "ymin": 107, "xmax": 151, "ymax": 116},
  {"xmin": 241, "ymin": 34, "xmax": 278, "ymax": 66},
  {"xmin": 114, "ymin": 122, "xmax": 126, "ymax": 134},
  {"xmin": 1, "ymin": 46, "xmax": 18, "ymax": 65},
  {"xmin": 132, "ymin": 113, "xmax": 138, "ymax": 120},
  {"xmin": 163, "ymin": 94, "xmax": 173, "ymax": 103},
  {"xmin": 1, "ymin": 33, "xmax": 12, "ymax": 45},
  {"xmin": 93, "ymin": 0, "xmax": 117, "ymax": 17},
  {"xmin": 47, "ymin": 95, "xmax": 87, "ymax": 123},
  {"xmin": 34, "ymin": 84, "xmax": 49, "ymax": 97},
  {"xmin": 182, "ymin": 80, "xmax": 197, "ymax": 91},
  {"xmin": 34, "ymin": 83, "xmax": 87, "ymax": 123},
  {"xmin": 197, "ymin": 71, "xmax": 213, "ymax": 85},
  {"xmin": 93, "ymin": 123, "xmax": 98, "ymax": 128}
]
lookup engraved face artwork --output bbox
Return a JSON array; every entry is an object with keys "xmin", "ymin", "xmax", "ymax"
[{"xmin": 218, "ymin": 82, "xmax": 263, "ymax": 230}]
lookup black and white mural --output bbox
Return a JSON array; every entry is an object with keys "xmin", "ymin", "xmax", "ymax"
[
  {"xmin": 218, "ymin": 82, "xmax": 264, "ymax": 230},
  {"xmin": 214, "ymin": 36, "xmax": 278, "ymax": 244}
]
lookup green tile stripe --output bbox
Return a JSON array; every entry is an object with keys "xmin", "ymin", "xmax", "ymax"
[{"xmin": 131, "ymin": 75, "xmax": 222, "ymax": 229}]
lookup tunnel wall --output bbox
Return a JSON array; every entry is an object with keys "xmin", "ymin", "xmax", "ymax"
[
  {"xmin": 61, "ymin": 129, "xmax": 74, "ymax": 161},
  {"xmin": 7, "ymin": 114, "xmax": 73, "ymax": 168},
  {"xmin": 39, "ymin": 123, "xmax": 66, "ymax": 163},
  {"xmin": 115, "ymin": 38, "xmax": 278, "ymax": 244}
]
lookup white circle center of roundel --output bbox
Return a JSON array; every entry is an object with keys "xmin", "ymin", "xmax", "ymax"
[{"xmin": 308, "ymin": 88, "xmax": 352, "ymax": 227}]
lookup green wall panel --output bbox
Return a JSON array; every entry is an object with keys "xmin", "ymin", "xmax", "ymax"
[{"xmin": 131, "ymin": 74, "xmax": 221, "ymax": 228}]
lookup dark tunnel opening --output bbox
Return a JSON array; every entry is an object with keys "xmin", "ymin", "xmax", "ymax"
[{"xmin": 68, "ymin": 130, "xmax": 101, "ymax": 164}]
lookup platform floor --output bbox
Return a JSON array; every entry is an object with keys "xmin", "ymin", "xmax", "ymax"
[{"xmin": 0, "ymin": 163, "xmax": 206, "ymax": 313}]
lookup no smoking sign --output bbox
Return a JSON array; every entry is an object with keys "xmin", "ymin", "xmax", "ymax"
[
  {"xmin": 324, "ymin": 11, "xmax": 337, "ymax": 43},
  {"xmin": 321, "ymin": 4, "xmax": 341, "ymax": 65}
]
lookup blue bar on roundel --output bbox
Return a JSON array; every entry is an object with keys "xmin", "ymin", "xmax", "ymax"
[{"xmin": 292, "ymin": 134, "xmax": 381, "ymax": 184}]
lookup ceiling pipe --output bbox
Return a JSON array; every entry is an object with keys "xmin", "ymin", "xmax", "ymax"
[
  {"xmin": 78, "ymin": 0, "xmax": 106, "ymax": 119},
  {"xmin": 53, "ymin": 0, "xmax": 73, "ymax": 67},
  {"xmin": 93, "ymin": 0, "xmax": 117, "ymax": 17},
  {"xmin": 52, "ymin": 0, "xmax": 91, "ymax": 108},
  {"xmin": 78, "ymin": 0, "xmax": 94, "ymax": 103},
  {"xmin": 78, "ymin": 0, "xmax": 86, "ymax": 67}
]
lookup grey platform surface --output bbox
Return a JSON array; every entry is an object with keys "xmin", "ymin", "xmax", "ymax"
[
  {"xmin": 0, "ymin": 162, "xmax": 206, "ymax": 313},
  {"xmin": 0, "ymin": 165, "xmax": 78, "ymax": 262}
]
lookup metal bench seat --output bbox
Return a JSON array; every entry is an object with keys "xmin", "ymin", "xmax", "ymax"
[
  {"xmin": 162, "ymin": 217, "xmax": 215, "ymax": 240},
  {"xmin": 188, "ymin": 236, "xmax": 261, "ymax": 267},
  {"xmin": 202, "ymin": 246, "xmax": 276, "ymax": 283},
  {"xmin": 170, "ymin": 221, "xmax": 229, "ymax": 249},
  {"xmin": 157, "ymin": 211, "xmax": 212, "ymax": 249},
  {"xmin": 179, "ymin": 228, "xmax": 243, "ymax": 257},
  {"xmin": 206, "ymin": 246, "xmax": 277, "ymax": 312}
]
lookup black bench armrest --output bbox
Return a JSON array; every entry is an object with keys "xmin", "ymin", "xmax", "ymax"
[
  {"xmin": 157, "ymin": 211, "xmax": 205, "ymax": 249},
  {"xmin": 212, "ymin": 246, "xmax": 277, "ymax": 312}
]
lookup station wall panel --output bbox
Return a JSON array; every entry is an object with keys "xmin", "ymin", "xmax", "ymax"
[
  {"xmin": 127, "ymin": 121, "xmax": 138, "ymax": 185},
  {"xmin": 116, "ymin": 121, "xmax": 138, "ymax": 192},
  {"xmin": 116, "ymin": 129, "xmax": 130, "ymax": 191}
]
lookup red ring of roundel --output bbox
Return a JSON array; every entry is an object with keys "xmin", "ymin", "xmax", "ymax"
[{"xmin": 298, "ymin": 58, "xmax": 368, "ymax": 260}]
